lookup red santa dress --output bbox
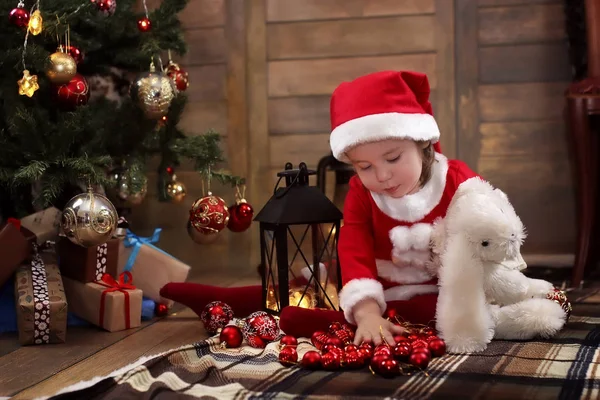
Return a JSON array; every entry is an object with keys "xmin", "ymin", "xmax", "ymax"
[{"xmin": 337, "ymin": 152, "xmax": 479, "ymax": 325}]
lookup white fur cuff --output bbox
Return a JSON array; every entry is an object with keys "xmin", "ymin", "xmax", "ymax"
[{"xmin": 339, "ymin": 278, "xmax": 387, "ymax": 325}]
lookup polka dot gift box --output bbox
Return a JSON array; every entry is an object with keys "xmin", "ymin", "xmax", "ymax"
[
  {"xmin": 14, "ymin": 251, "xmax": 68, "ymax": 345},
  {"xmin": 57, "ymin": 236, "xmax": 119, "ymax": 283}
]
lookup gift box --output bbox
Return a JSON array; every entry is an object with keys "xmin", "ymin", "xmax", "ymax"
[
  {"xmin": 14, "ymin": 252, "xmax": 68, "ymax": 345},
  {"xmin": 0, "ymin": 219, "xmax": 31, "ymax": 288},
  {"xmin": 118, "ymin": 229, "xmax": 190, "ymax": 307},
  {"xmin": 19, "ymin": 207, "xmax": 62, "ymax": 245},
  {"xmin": 62, "ymin": 273, "xmax": 142, "ymax": 332},
  {"xmin": 57, "ymin": 236, "xmax": 119, "ymax": 283}
]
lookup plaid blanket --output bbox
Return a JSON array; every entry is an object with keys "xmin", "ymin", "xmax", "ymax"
[{"xmin": 43, "ymin": 288, "xmax": 600, "ymax": 400}]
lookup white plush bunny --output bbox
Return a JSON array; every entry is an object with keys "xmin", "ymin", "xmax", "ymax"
[{"xmin": 432, "ymin": 178, "xmax": 569, "ymax": 353}]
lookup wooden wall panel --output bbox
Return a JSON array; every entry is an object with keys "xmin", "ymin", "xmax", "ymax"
[
  {"xmin": 267, "ymin": 16, "xmax": 437, "ymax": 60},
  {"xmin": 178, "ymin": 28, "xmax": 226, "ymax": 65},
  {"xmin": 268, "ymin": 96, "xmax": 331, "ymax": 135},
  {"xmin": 178, "ymin": 101, "xmax": 227, "ymax": 137},
  {"xmin": 185, "ymin": 65, "xmax": 227, "ymax": 102},
  {"xmin": 478, "ymin": 82, "xmax": 566, "ymax": 122},
  {"xmin": 270, "ymin": 134, "xmax": 331, "ymax": 169},
  {"xmin": 478, "ymin": 4, "xmax": 566, "ymax": 45},
  {"xmin": 457, "ymin": 0, "xmax": 575, "ymax": 256},
  {"xmin": 268, "ymin": 54, "xmax": 437, "ymax": 97},
  {"xmin": 479, "ymin": 44, "xmax": 571, "ymax": 84},
  {"xmin": 266, "ymin": 0, "xmax": 435, "ymax": 22}
]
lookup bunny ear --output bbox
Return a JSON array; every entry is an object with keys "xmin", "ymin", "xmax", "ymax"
[{"xmin": 455, "ymin": 177, "xmax": 496, "ymax": 198}]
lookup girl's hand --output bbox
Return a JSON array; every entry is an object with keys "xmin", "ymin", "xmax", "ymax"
[
  {"xmin": 351, "ymin": 298, "xmax": 405, "ymax": 346},
  {"xmin": 353, "ymin": 313, "xmax": 404, "ymax": 346}
]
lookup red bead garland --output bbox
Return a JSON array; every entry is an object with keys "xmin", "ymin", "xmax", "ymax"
[{"xmin": 276, "ymin": 313, "xmax": 447, "ymax": 378}]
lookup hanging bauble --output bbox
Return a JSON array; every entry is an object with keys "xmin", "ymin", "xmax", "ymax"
[
  {"xmin": 165, "ymin": 173, "xmax": 186, "ymax": 203},
  {"xmin": 227, "ymin": 199, "xmax": 254, "ymax": 232},
  {"xmin": 46, "ymin": 50, "xmax": 77, "ymax": 85},
  {"xmin": 107, "ymin": 166, "xmax": 148, "ymax": 206},
  {"xmin": 137, "ymin": 17, "xmax": 151, "ymax": 32},
  {"xmin": 130, "ymin": 65, "xmax": 177, "ymax": 119},
  {"xmin": 187, "ymin": 219, "xmax": 220, "ymax": 245},
  {"xmin": 200, "ymin": 301, "xmax": 234, "ymax": 335},
  {"xmin": 91, "ymin": 0, "xmax": 117, "ymax": 16},
  {"xmin": 189, "ymin": 194, "xmax": 229, "ymax": 235},
  {"xmin": 66, "ymin": 45, "xmax": 84, "ymax": 64},
  {"xmin": 61, "ymin": 187, "xmax": 118, "ymax": 247},
  {"xmin": 56, "ymin": 74, "xmax": 90, "ymax": 110},
  {"xmin": 9, "ymin": 4, "xmax": 29, "ymax": 28},
  {"xmin": 165, "ymin": 61, "xmax": 189, "ymax": 92}
]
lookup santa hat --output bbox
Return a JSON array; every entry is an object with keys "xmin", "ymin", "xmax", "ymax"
[{"xmin": 329, "ymin": 70, "xmax": 441, "ymax": 161}]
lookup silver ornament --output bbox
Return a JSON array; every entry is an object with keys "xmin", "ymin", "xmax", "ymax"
[
  {"xmin": 107, "ymin": 167, "xmax": 148, "ymax": 206},
  {"xmin": 130, "ymin": 63, "xmax": 177, "ymax": 119},
  {"xmin": 61, "ymin": 187, "xmax": 118, "ymax": 247}
]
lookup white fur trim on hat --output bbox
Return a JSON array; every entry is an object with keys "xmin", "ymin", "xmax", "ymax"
[
  {"xmin": 330, "ymin": 112, "xmax": 440, "ymax": 161},
  {"xmin": 371, "ymin": 153, "xmax": 448, "ymax": 222},
  {"xmin": 339, "ymin": 278, "xmax": 387, "ymax": 325}
]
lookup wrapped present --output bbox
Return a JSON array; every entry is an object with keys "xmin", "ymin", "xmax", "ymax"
[
  {"xmin": 62, "ymin": 272, "xmax": 142, "ymax": 332},
  {"xmin": 19, "ymin": 207, "xmax": 62, "ymax": 245},
  {"xmin": 118, "ymin": 229, "xmax": 190, "ymax": 306},
  {"xmin": 0, "ymin": 219, "xmax": 31, "ymax": 288},
  {"xmin": 57, "ymin": 236, "xmax": 119, "ymax": 283},
  {"xmin": 14, "ymin": 251, "xmax": 68, "ymax": 345}
]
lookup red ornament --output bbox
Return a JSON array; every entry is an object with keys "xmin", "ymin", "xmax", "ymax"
[
  {"xmin": 65, "ymin": 45, "xmax": 84, "ymax": 64},
  {"xmin": 227, "ymin": 200, "xmax": 254, "ymax": 233},
  {"xmin": 344, "ymin": 344, "xmax": 359, "ymax": 353},
  {"xmin": 219, "ymin": 325, "xmax": 243, "ymax": 348},
  {"xmin": 189, "ymin": 195, "xmax": 230, "ymax": 235},
  {"xmin": 393, "ymin": 342, "xmax": 412, "ymax": 360},
  {"xmin": 370, "ymin": 354, "xmax": 392, "ymax": 374},
  {"xmin": 321, "ymin": 351, "xmax": 341, "ymax": 370},
  {"xmin": 411, "ymin": 339, "xmax": 428, "ymax": 349},
  {"xmin": 92, "ymin": 0, "xmax": 117, "ymax": 16},
  {"xmin": 165, "ymin": 62, "xmax": 189, "ymax": 92},
  {"xmin": 56, "ymin": 74, "xmax": 90, "ymax": 110},
  {"xmin": 328, "ymin": 322, "xmax": 343, "ymax": 333},
  {"xmin": 311, "ymin": 331, "xmax": 328, "ymax": 350},
  {"xmin": 357, "ymin": 347, "xmax": 373, "ymax": 363},
  {"xmin": 428, "ymin": 338, "xmax": 446, "ymax": 357},
  {"xmin": 546, "ymin": 288, "xmax": 572, "ymax": 320},
  {"xmin": 278, "ymin": 346, "xmax": 298, "ymax": 366},
  {"xmin": 244, "ymin": 311, "xmax": 279, "ymax": 342},
  {"xmin": 166, "ymin": 166, "xmax": 174, "ymax": 175},
  {"xmin": 374, "ymin": 344, "xmax": 392, "ymax": 357},
  {"xmin": 407, "ymin": 333, "xmax": 420, "ymax": 342},
  {"xmin": 333, "ymin": 327, "xmax": 354, "ymax": 345},
  {"xmin": 280, "ymin": 335, "xmax": 298, "ymax": 348},
  {"xmin": 324, "ymin": 336, "xmax": 344, "ymax": 349},
  {"xmin": 137, "ymin": 17, "xmax": 151, "ymax": 32},
  {"xmin": 199, "ymin": 301, "xmax": 234, "ymax": 335},
  {"xmin": 343, "ymin": 350, "xmax": 364, "ymax": 369},
  {"xmin": 9, "ymin": 5, "xmax": 29, "ymax": 28},
  {"xmin": 378, "ymin": 359, "xmax": 400, "ymax": 378},
  {"xmin": 385, "ymin": 308, "xmax": 398, "ymax": 320},
  {"xmin": 155, "ymin": 303, "xmax": 169, "ymax": 317},
  {"xmin": 409, "ymin": 350, "xmax": 431, "ymax": 369},
  {"xmin": 244, "ymin": 332, "xmax": 266, "ymax": 348},
  {"xmin": 394, "ymin": 335, "xmax": 409, "ymax": 343},
  {"xmin": 301, "ymin": 350, "xmax": 322, "ymax": 369},
  {"xmin": 421, "ymin": 327, "xmax": 436, "ymax": 337}
]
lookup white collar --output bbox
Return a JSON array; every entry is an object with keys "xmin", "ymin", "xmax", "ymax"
[{"xmin": 370, "ymin": 153, "xmax": 448, "ymax": 222}]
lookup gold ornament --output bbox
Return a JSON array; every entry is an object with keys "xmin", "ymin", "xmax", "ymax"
[
  {"xmin": 130, "ymin": 62, "xmax": 177, "ymax": 119},
  {"xmin": 61, "ymin": 187, "xmax": 118, "ymax": 247},
  {"xmin": 28, "ymin": 9, "xmax": 43, "ymax": 35},
  {"xmin": 18, "ymin": 70, "xmax": 39, "ymax": 97},
  {"xmin": 187, "ymin": 219, "xmax": 219, "ymax": 245},
  {"xmin": 46, "ymin": 50, "xmax": 77, "ymax": 84},
  {"xmin": 165, "ymin": 174, "xmax": 186, "ymax": 203}
]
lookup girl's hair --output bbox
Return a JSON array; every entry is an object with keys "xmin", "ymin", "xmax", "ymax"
[{"xmin": 417, "ymin": 141, "xmax": 436, "ymax": 187}]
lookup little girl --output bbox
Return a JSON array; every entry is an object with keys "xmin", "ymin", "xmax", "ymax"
[{"xmin": 160, "ymin": 70, "xmax": 480, "ymax": 345}]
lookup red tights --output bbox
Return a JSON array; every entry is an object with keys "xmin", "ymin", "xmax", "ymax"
[{"xmin": 160, "ymin": 282, "xmax": 437, "ymax": 338}]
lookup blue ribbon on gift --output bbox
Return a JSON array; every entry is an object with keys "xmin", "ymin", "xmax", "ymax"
[{"xmin": 122, "ymin": 228, "xmax": 177, "ymax": 283}]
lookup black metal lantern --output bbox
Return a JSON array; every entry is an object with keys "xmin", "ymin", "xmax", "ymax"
[
  {"xmin": 316, "ymin": 152, "xmax": 355, "ymax": 211},
  {"xmin": 254, "ymin": 162, "xmax": 344, "ymax": 314}
]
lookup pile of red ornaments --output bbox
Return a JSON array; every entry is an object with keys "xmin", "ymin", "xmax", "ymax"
[
  {"xmin": 277, "ymin": 319, "xmax": 447, "ymax": 378},
  {"xmin": 200, "ymin": 301, "xmax": 281, "ymax": 349}
]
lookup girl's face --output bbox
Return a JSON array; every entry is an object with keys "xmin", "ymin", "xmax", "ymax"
[{"xmin": 346, "ymin": 139, "xmax": 426, "ymax": 198}]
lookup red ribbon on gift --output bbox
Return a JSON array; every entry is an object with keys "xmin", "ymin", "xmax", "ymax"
[
  {"xmin": 7, "ymin": 217, "xmax": 21, "ymax": 229},
  {"xmin": 95, "ymin": 272, "xmax": 136, "ymax": 330}
]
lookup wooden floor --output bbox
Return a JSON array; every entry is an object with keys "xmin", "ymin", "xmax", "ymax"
[{"xmin": 0, "ymin": 236, "xmax": 261, "ymax": 400}]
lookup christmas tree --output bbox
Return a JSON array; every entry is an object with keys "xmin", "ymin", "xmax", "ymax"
[{"xmin": 0, "ymin": 0, "xmax": 241, "ymax": 219}]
